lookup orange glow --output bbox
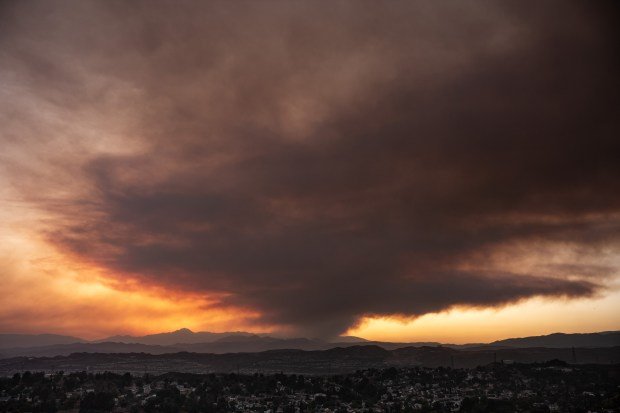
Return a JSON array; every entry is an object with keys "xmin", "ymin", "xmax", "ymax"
[
  {"xmin": 347, "ymin": 293, "xmax": 620, "ymax": 344},
  {"xmin": 0, "ymin": 210, "xmax": 270, "ymax": 339},
  {"xmin": 2, "ymin": 183, "xmax": 619, "ymax": 341}
]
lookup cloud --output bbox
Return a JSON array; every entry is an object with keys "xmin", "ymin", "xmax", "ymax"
[{"xmin": 1, "ymin": 0, "xmax": 618, "ymax": 337}]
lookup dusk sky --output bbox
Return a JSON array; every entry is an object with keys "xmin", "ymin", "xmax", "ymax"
[{"xmin": 1, "ymin": 1, "xmax": 619, "ymax": 342}]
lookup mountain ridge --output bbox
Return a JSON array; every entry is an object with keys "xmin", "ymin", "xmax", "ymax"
[
  {"xmin": 1, "ymin": 344, "xmax": 618, "ymax": 375},
  {"xmin": 490, "ymin": 331, "xmax": 620, "ymax": 348},
  {"xmin": 1, "ymin": 330, "xmax": 618, "ymax": 358},
  {"xmin": 0, "ymin": 333, "xmax": 85, "ymax": 349}
]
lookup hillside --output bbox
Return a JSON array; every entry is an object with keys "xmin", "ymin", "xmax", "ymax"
[
  {"xmin": 491, "ymin": 331, "xmax": 620, "ymax": 348},
  {"xmin": 0, "ymin": 345, "xmax": 618, "ymax": 376},
  {"xmin": 2, "ymin": 330, "xmax": 618, "ymax": 359}
]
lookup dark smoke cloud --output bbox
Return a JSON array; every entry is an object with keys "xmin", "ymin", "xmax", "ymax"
[{"xmin": 1, "ymin": 1, "xmax": 619, "ymax": 336}]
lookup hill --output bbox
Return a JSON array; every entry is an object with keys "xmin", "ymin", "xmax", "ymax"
[
  {"xmin": 0, "ymin": 345, "xmax": 617, "ymax": 376},
  {"xmin": 97, "ymin": 328, "xmax": 256, "ymax": 345},
  {"xmin": 0, "ymin": 334, "xmax": 85, "ymax": 349},
  {"xmin": 491, "ymin": 331, "xmax": 620, "ymax": 348},
  {"xmin": 2, "ymin": 329, "xmax": 618, "ymax": 358}
]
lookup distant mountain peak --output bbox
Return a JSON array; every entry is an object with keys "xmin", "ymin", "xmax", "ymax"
[{"xmin": 3, "ymin": 330, "xmax": 618, "ymax": 357}]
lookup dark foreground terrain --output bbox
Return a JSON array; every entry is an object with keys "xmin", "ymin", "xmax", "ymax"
[
  {"xmin": 1, "ymin": 361, "xmax": 619, "ymax": 412},
  {"xmin": 0, "ymin": 345, "xmax": 618, "ymax": 376}
]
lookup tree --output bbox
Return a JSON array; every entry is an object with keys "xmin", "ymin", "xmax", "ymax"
[{"xmin": 79, "ymin": 392, "xmax": 115, "ymax": 413}]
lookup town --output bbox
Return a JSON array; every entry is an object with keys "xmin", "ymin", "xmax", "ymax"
[{"xmin": 1, "ymin": 361, "xmax": 618, "ymax": 412}]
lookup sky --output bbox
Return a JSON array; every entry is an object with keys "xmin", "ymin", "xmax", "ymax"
[{"xmin": 0, "ymin": 0, "xmax": 619, "ymax": 342}]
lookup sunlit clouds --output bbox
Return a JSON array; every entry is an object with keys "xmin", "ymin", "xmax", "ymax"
[
  {"xmin": 349, "ymin": 293, "xmax": 620, "ymax": 344},
  {"xmin": 0, "ymin": 208, "xmax": 265, "ymax": 339},
  {"xmin": 0, "ymin": 0, "xmax": 619, "ymax": 340}
]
